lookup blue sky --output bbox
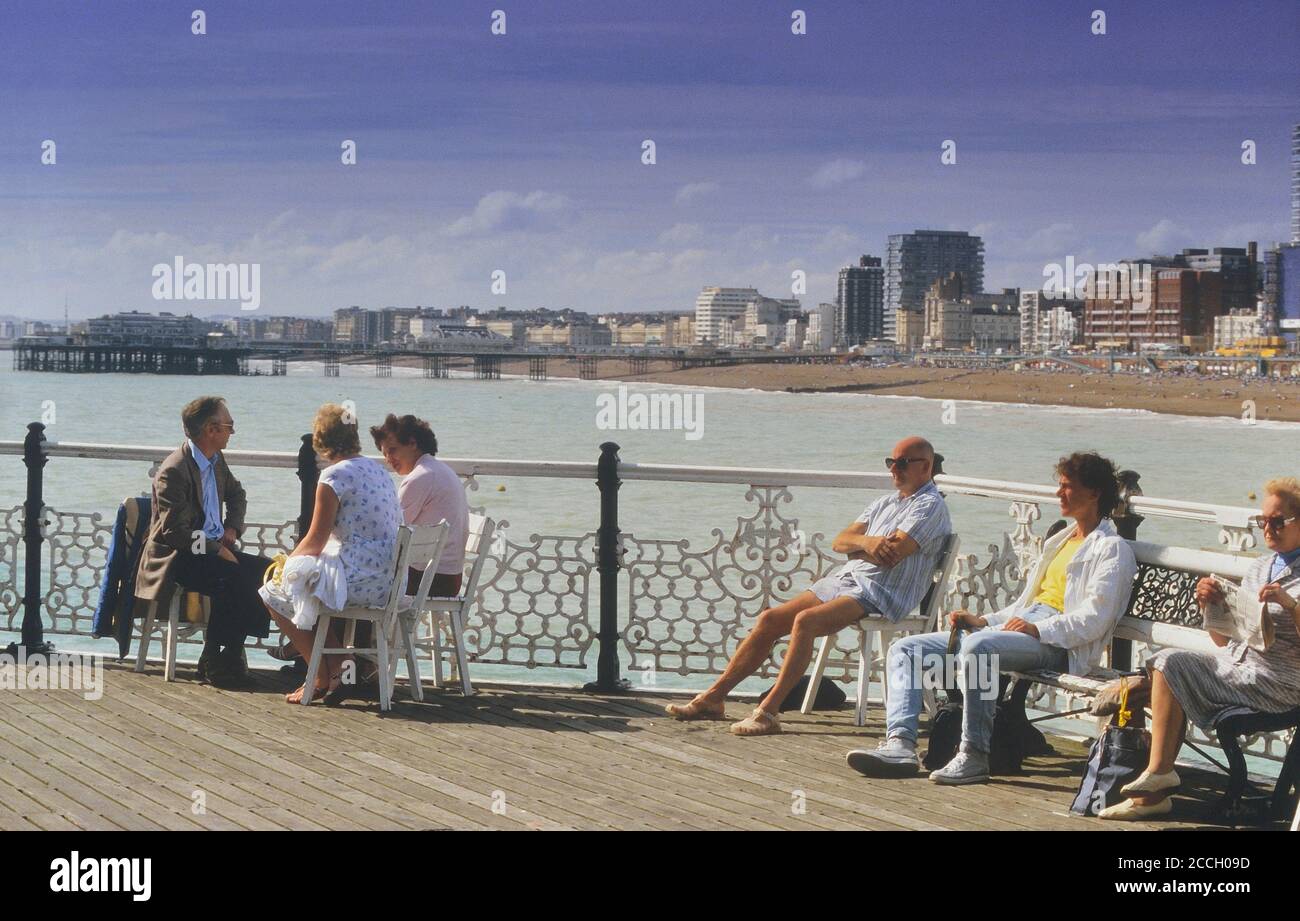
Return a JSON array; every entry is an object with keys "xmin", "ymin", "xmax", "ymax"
[{"xmin": 2, "ymin": 0, "xmax": 1297, "ymax": 319}]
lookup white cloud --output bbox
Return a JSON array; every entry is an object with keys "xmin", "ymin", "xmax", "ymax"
[
  {"xmin": 444, "ymin": 190, "xmax": 571, "ymax": 238},
  {"xmin": 1021, "ymin": 222, "xmax": 1079, "ymax": 255},
  {"xmin": 1135, "ymin": 218, "xmax": 1193, "ymax": 255},
  {"xmin": 657, "ymin": 223, "xmax": 703, "ymax": 245},
  {"xmin": 674, "ymin": 182, "xmax": 718, "ymax": 205},
  {"xmin": 808, "ymin": 158, "xmax": 866, "ymax": 190}
]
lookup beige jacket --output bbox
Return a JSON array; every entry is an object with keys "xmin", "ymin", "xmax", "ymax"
[{"xmin": 133, "ymin": 442, "xmax": 247, "ymax": 601}]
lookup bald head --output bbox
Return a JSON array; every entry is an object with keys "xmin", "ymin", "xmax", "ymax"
[
  {"xmin": 888, "ymin": 436, "xmax": 936, "ymax": 495},
  {"xmin": 894, "ymin": 436, "xmax": 934, "ymax": 463}
]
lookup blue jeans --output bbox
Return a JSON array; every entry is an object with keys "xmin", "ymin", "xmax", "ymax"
[{"xmin": 885, "ymin": 603, "xmax": 1068, "ymax": 755}]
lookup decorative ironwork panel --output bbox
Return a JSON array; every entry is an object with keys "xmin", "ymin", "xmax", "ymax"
[
  {"xmin": 145, "ymin": 514, "xmax": 597, "ymax": 670},
  {"xmin": 1125, "ymin": 563, "xmax": 1202, "ymax": 626},
  {"xmin": 465, "ymin": 529, "xmax": 596, "ymax": 670},
  {"xmin": 943, "ymin": 502, "xmax": 1042, "ymax": 616},
  {"xmin": 41, "ymin": 507, "xmax": 111, "ymax": 637},
  {"xmin": 0, "ymin": 505, "xmax": 22, "ymax": 631},
  {"xmin": 622, "ymin": 486, "xmax": 861, "ymax": 680}
]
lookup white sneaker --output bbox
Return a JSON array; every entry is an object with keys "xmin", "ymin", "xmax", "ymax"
[
  {"xmin": 929, "ymin": 750, "xmax": 990, "ymax": 785},
  {"xmin": 846, "ymin": 737, "xmax": 921, "ymax": 778}
]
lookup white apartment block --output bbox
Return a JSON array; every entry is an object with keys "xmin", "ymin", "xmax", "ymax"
[{"xmin": 694, "ymin": 286, "xmax": 760, "ymax": 344}]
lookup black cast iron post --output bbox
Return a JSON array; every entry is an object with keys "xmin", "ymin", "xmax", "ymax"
[
  {"xmin": 1110, "ymin": 468, "xmax": 1144, "ymax": 671},
  {"xmin": 296, "ymin": 433, "xmax": 319, "ymax": 545},
  {"xmin": 11, "ymin": 422, "xmax": 52, "ymax": 656},
  {"xmin": 585, "ymin": 441, "xmax": 630, "ymax": 693}
]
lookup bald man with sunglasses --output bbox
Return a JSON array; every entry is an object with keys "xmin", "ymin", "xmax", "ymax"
[{"xmin": 665, "ymin": 436, "xmax": 952, "ymax": 736}]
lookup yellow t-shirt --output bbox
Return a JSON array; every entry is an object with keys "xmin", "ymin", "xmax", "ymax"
[{"xmin": 1033, "ymin": 535, "xmax": 1084, "ymax": 612}]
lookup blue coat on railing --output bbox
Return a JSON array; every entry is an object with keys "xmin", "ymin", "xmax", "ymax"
[{"xmin": 92, "ymin": 496, "xmax": 151, "ymax": 658}]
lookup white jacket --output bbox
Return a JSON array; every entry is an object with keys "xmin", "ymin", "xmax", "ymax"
[
  {"xmin": 982, "ymin": 517, "xmax": 1138, "ymax": 676},
  {"xmin": 280, "ymin": 542, "xmax": 348, "ymax": 630}
]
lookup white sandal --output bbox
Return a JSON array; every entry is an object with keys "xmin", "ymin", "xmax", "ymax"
[
  {"xmin": 1121, "ymin": 769, "xmax": 1180, "ymax": 796},
  {"xmin": 1098, "ymin": 796, "xmax": 1173, "ymax": 820},
  {"xmin": 730, "ymin": 706, "xmax": 781, "ymax": 736}
]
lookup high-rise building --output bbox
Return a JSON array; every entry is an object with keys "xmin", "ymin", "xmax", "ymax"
[
  {"xmin": 1278, "ymin": 243, "xmax": 1300, "ymax": 332},
  {"xmin": 835, "ymin": 255, "xmax": 885, "ymax": 345},
  {"xmin": 885, "ymin": 230, "xmax": 985, "ymax": 340},
  {"xmin": 693, "ymin": 287, "xmax": 760, "ymax": 344},
  {"xmin": 1292, "ymin": 122, "xmax": 1299, "ymax": 244}
]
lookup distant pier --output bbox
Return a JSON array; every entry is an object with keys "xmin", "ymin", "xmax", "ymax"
[{"xmin": 12, "ymin": 341, "xmax": 843, "ymax": 378}]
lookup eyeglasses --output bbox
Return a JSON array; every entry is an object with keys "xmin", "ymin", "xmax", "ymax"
[
  {"xmin": 212, "ymin": 422, "xmax": 235, "ymax": 433},
  {"xmin": 885, "ymin": 456, "xmax": 929, "ymax": 472},
  {"xmin": 1250, "ymin": 514, "xmax": 1297, "ymax": 531}
]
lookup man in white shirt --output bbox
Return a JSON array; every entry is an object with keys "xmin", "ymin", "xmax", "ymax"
[{"xmin": 370, "ymin": 413, "xmax": 469, "ymax": 596}]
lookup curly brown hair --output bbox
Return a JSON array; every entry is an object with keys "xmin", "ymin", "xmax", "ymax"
[
  {"xmin": 1054, "ymin": 451, "xmax": 1122, "ymax": 518},
  {"xmin": 312, "ymin": 403, "xmax": 361, "ymax": 460},
  {"xmin": 369, "ymin": 413, "xmax": 438, "ymax": 456}
]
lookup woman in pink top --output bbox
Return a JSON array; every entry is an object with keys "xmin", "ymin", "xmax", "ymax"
[{"xmin": 370, "ymin": 413, "xmax": 469, "ymax": 597}]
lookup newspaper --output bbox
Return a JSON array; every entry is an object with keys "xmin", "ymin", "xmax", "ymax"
[{"xmin": 1203, "ymin": 574, "xmax": 1275, "ymax": 652}]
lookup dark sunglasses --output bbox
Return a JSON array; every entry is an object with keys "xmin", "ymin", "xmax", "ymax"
[
  {"xmin": 1250, "ymin": 514, "xmax": 1297, "ymax": 531},
  {"xmin": 885, "ymin": 456, "xmax": 929, "ymax": 472}
]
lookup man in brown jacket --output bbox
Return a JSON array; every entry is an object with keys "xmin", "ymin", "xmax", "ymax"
[{"xmin": 134, "ymin": 396, "xmax": 272, "ymax": 686}]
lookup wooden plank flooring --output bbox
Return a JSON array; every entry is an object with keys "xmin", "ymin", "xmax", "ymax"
[{"xmin": 0, "ymin": 660, "xmax": 1241, "ymax": 830}]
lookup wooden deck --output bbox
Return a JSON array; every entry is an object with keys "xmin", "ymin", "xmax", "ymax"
[{"xmin": 0, "ymin": 660, "xmax": 1239, "ymax": 831}]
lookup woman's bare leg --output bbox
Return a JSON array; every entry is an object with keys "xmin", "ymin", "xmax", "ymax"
[
  {"xmin": 1147, "ymin": 668, "xmax": 1186, "ymax": 774},
  {"xmin": 1129, "ymin": 667, "xmax": 1186, "ymax": 805},
  {"xmin": 268, "ymin": 607, "xmax": 340, "ymax": 698}
]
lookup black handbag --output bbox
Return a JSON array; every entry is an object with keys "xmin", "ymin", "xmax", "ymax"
[
  {"xmin": 923, "ymin": 693, "xmax": 964, "ymax": 770},
  {"xmin": 924, "ymin": 676, "xmax": 1054, "ymax": 774},
  {"xmin": 1071, "ymin": 679, "xmax": 1151, "ymax": 816},
  {"xmin": 758, "ymin": 675, "xmax": 847, "ymax": 712}
]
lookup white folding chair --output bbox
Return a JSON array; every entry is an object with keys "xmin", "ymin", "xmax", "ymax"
[
  {"xmin": 801, "ymin": 533, "xmax": 961, "ymax": 726},
  {"xmin": 401, "ymin": 514, "xmax": 495, "ymax": 698},
  {"xmin": 134, "ymin": 587, "xmax": 206, "ymax": 682},
  {"xmin": 383, "ymin": 522, "xmax": 454, "ymax": 703},
  {"xmin": 302, "ymin": 523, "xmax": 447, "ymax": 710}
]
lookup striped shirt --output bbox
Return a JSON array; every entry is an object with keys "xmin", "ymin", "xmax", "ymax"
[{"xmin": 831, "ymin": 480, "xmax": 952, "ymax": 622}]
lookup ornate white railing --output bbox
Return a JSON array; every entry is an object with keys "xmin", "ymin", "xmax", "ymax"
[{"xmin": 0, "ymin": 435, "xmax": 1286, "ymax": 768}]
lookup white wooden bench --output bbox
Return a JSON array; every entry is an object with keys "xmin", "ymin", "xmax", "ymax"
[{"xmin": 1003, "ymin": 539, "xmax": 1299, "ymax": 822}]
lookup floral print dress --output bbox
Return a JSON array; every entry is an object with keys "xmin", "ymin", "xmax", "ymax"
[{"xmin": 259, "ymin": 456, "xmax": 400, "ymax": 620}]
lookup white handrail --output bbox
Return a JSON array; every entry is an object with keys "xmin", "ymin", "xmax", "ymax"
[{"xmin": 0, "ymin": 438, "xmax": 1256, "ymax": 529}]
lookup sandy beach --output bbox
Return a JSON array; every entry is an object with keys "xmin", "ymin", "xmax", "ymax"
[{"xmin": 456, "ymin": 358, "xmax": 1300, "ymax": 424}]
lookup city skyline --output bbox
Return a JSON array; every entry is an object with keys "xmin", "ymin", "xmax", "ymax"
[{"xmin": 3, "ymin": 0, "xmax": 1297, "ymax": 320}]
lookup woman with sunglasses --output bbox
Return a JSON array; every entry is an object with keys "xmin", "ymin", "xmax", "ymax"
[{"xmin": 1101, "ymin": 477, "xmax": 1300, "ymax": 819}]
